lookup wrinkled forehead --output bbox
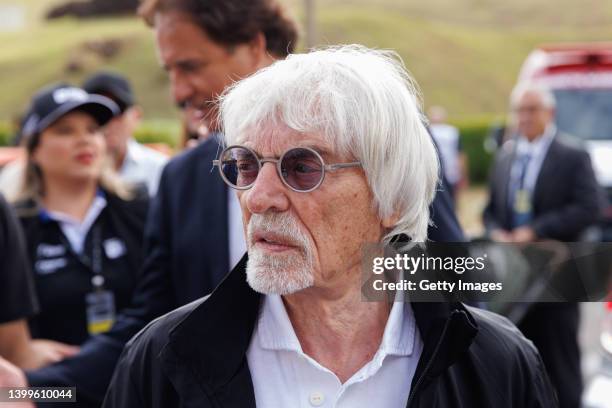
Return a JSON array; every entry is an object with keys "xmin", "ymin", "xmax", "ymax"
[
  {"xmin": 513, "ymin": 90, "xmax": 551, "ymax": 110},
  {"xmin": 229, "ymin": 118, "xmax": 346, "ymax": 159}
]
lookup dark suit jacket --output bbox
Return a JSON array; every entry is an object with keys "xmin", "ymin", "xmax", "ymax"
[
  {"xmin": 27, "ymin": 136, "xmax": 465, "ymax": 406},
  {"xmin": 483, "ymin": 133, "xmax": 601, "ymax": 241}
]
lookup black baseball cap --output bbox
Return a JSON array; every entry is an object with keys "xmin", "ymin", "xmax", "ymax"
[
  {"xmin": 82, "ymin": 71, "xmax": 134, "ymax": 113},
  {"xmin": 22, "ymin": 83, "xmax": 119, "ymax": 142}
]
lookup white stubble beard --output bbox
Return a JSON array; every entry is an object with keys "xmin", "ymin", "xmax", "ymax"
[{"xmin": 246, "ymin": 212, "xmax": 315, "ymax": 295}]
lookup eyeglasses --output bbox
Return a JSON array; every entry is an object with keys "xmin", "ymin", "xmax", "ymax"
[{"xmin": 213, "ymin": 145, "xmax": 362, "ymax": 193}]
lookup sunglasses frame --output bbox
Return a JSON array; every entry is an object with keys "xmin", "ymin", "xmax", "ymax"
[{"xmin": 213, "ymin": 144, "xmax": 362, "ymax": 193}]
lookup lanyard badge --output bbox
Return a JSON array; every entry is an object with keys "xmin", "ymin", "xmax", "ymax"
[
  {"xmin": 84, "ymin": 227, "xmax": 116, "ymax": 335},
  {"xmin": 513, "ymin": 189, "xmax": 532, "ymax": 214},
  {"xmin": 86, "ymin": 275, "xmax": 116, "ymax": 335}
]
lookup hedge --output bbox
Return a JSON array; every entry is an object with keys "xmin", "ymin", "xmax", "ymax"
[
  {"xmin": 132, "ymin": 120, "xmax": 180, "ymax": 149},
  {"xmin": 0, "ymin": 118, "xmax": 499, "ymax": 184},
  {"xmin": 451, "ymin": 118, "xmax": 498, "ymax": 185},
  {"xmin": 0, "ymin": 120, "xmax": 181, "ymax": 149},
  {"xmin": 0, "ymin": 122, "xmax": 12, "ymax": 147}
]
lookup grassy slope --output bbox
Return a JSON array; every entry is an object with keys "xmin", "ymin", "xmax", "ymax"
[
  {"xmin": 316, "ymin": 5, "xmax": 612, "ymax": 116},
  {"xmin": 0, "ymin": 0, "xmax": 611, "ymax": 123},
  {"xmin": 0, "ymin": 17, "xmax": 173, "ymax": 120}
]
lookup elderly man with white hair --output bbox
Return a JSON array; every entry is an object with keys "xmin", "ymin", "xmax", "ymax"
[{"xmin": 102, "ymin": 45, "xmax": 556, "ymax": 407}]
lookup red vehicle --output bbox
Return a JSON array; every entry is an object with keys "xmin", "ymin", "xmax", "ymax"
[
  {"xmin": 583, "ymin": 301, "xmax": 612, "ymax": 408},
  {"xmin": 518, "ymin": 43, "xmax": 612, "ymax": 241}
]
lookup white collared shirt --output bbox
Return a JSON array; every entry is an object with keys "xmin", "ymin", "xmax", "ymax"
[
  {"xmin": 509, "ymin": 124, "xmax": 556, "ymax": 199},
  {"xmin": 119, "ymin": 139, "xmax": 168, "ymax": 197},
  {"xmin": 44, "ymin": 193, "xmax": 107, "ymax": 254},
  {"xmin": 246, "ymin": 295, "xmax": 423, "ymax": 408},
  {"xmin": 430, "ymin": 123, "xmax": 462, "ymax": 184}
]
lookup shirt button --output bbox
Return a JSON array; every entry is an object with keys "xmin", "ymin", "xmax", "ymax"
[{"xmin": 309, "ymin": 391, "xmax": 325, "ymax": 406}]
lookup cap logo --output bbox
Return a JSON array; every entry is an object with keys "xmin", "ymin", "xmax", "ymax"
[{"xmin": 53, "ymin": 87, "xmax": 88, "ymax": 104}]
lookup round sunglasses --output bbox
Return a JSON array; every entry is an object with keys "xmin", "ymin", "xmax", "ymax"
[{"xmin": 213, "ymin": 145, "xmax": 362, "ymax": 193}]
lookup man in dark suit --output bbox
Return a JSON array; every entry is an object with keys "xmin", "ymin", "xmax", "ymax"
[
  {"xmin": 483, "ymin": 83, "xmax": 601, "ymax": 408},
  {"xmin": 2, "ymin": 1, "xmax": 464, "ymax": 406}
]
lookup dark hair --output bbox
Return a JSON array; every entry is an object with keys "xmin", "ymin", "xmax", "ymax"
[{"xmin": 138, "ymin": 0, "xmax": 299, "ymax": 57}]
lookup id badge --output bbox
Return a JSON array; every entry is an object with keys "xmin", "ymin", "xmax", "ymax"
[
  {"xmin": 85, "ymin": 290, "xmax": 116, "ymax": 335},
  {"xmin": 513, "ymin": 189, "xmax": 532, "ymax": 214}
]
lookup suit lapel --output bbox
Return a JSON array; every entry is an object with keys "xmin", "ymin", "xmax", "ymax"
[
  {"xmin": 497, "ymin": 143, "xmax": 516, "ymax": 229},
  {"xmin": 162, "ymin": 255, "xmax": 259, "ymax": 408},
  {"xmin": 532, "ymin": 138, "xmax": 560, "ymax": 211},
  {"xmin": 198, "ymin": 137, "xmax": 230, "ymax": 278}
]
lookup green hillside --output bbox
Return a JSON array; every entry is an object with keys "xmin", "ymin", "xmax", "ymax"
[{"xmin": 0, "ymin": 0, "xmax": 611, "ymax": 123}]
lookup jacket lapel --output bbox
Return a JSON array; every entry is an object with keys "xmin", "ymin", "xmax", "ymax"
[
  {"xmin": 199, "ymin": 136, "xmax": 230, "ymax": 275},
  {"xmin": 161, "ymin": 255, "xmax": 260, "ymax": 407},
  {"xmin": 532, "ymin": 137, "xmax": 560, "ymax": 212},
  {"xmin": 409, "ymin": 302, "xmax": 478, "ymax": 400},
  {"xmin": 497, "ymin": 142, "xmax": 516, "ymax": 229}
]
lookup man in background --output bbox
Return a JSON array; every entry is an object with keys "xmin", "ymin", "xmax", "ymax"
[
  {"xmin": 428, "ymin": 105, "xmax": 468, "ymax": 200},
  {"xmin": 483, "ymin": 83, "xmax": 601, "ymax": 408},
  {"xmin": 83, "ymin": 71, "xmax": 168, "ymax": 196}
]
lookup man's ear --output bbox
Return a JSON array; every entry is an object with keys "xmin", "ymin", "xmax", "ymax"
[
  {"xmin": 248, "ymin": 32, "xmax": 268, "ymax": 66},
  {"xmin": 382, "ymin": 211, "xmax": 401, "ymax": 229},
  {"xmin": 126, "ymin": 106, "xmax": 143, "ymax": 126}
]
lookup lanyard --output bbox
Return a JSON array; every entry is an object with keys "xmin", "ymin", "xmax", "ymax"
[
  {"xmin": 55, "ymin": 223, "xmax": 106, "ymax": 291},
  {"xmin": 89, "ymin": 226, "xmax": 105, "ymax": 291}
]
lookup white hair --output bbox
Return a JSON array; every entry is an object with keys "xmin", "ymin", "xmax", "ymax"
[
  {"xmin": 219, "ymin": 44, "xmax": 440, "ymax": 243},
  {"xmin": 510, "ymin": 82, "xmax": 556, "ymax": 109}
]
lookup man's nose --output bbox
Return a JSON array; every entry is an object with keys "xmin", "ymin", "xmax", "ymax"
[
  {"xmin": 170, "ymin": 71, "xmax": 193, "ymax": 105},
  {"xmin": 245, "ymin": 162, "xmax": 290, "ymax": 215}
]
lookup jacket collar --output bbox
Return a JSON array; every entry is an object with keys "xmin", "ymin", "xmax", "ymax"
[{"xmin": 160, "ymin": 254, "xmax": 478, "ymax": 406}]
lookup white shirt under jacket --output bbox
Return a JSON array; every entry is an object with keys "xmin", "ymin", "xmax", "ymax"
[{"xmin": 246, "ymin": 294, "xmax": 423, "ymax": 408}]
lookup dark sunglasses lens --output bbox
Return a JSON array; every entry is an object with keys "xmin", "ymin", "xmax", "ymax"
[
  {"xmin": 221, "ymin": 147, "xmax": 259, "ymax": 188},
  {"xmin": 281, "ymin": 148, "xmax": 324, "ymax": 191}
]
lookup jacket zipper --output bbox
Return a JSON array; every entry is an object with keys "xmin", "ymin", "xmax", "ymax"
[{"xmin": 405, "ymin": 314, "xmax": 453, "ymax": 407}]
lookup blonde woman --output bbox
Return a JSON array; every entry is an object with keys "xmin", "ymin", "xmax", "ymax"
[{"xmin": 11, "ymin": 84, "xmax": 148, "ymax": 348}]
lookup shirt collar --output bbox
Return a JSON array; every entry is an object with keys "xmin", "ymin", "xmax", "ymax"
[
  {"xmin": 257, "ymin": 294, "xmax": 416, "ymax": 358},
  {"xmin": 258, "ymin": 294, "xmax": 303, "ymax": 352},
  {"xmin": 121, "ymin": 138, "xmax": 142, "ymax": 169},
  {"xmin": 380, "ymin": 301, "xmax": 416, "ymax": 356},
  {"xmin": 516, "ymin": 124, "xmax": 556, "ymax": 156},
  {"xmin": 39, "ymin": 189, "xmax": 107, "ymax": 228}
]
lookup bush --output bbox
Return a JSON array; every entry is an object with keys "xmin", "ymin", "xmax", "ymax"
[
  {"xmin": 0, "ymin": 120, "xmax": 179, "ymax": 149},
  {"xmin": 0, "ymin": 122, "xmax": 15, "ymax": 147},
  {"xmin": 132, "ymin": 120, "xmax": 180, "ymax": 150},
  {"xmin": 452, "ymin": 118, "xmax": 499, "ymax": 185}
]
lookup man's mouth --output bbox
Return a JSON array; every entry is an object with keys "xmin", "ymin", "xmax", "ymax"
[
  {"xmin": 191, "ymin": 107, "xmax": 205, "ymax": 119},
  {"xmin": 185, "ymin": 103, "xmax": 213, "ymax": 130},
  {"xmin": 252, "ymin": 232, "xmax": 300, "ymax": 253}
]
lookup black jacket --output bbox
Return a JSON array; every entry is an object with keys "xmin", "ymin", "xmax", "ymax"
[
  {"xmin": 483, "ymin": 133, "xmax": 601, "ymax": 241},
  {"xmin": 0, "ymin": 193, "xmax": 38, "ymax": 323},
  {"xmin": 16, "ymin": 191, "xmax": 148, "ymax": 345},
  {"xmin": 103, "ymin": 256, "xmax": 557, "ymax": 408},
  {"xmin": 28, "ymin": 136, "xmax": 466, "ymax": 406}
]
